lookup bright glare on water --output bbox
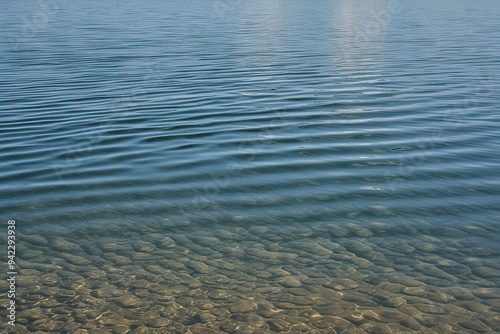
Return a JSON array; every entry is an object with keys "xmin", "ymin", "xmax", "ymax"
[{"xmin": 1, "ymin": 0, "xmax": 500, "ymax": 333}]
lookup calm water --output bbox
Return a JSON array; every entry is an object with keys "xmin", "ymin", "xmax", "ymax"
[{"xmin": 1, "ymin": 0, "xmax": 500, "ymax": 333}]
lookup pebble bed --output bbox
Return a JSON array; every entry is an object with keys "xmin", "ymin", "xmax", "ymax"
[{"xmin": 2, "ymin": 217, "xmax": 499, "ymax": 333}]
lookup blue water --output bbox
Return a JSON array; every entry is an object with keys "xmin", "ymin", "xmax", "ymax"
[{"xmin": 1, "ymin": 0, "xmax": 500, "ymax": 332}]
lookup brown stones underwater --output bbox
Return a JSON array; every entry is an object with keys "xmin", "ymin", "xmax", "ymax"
[{"xmin": 3, "ymin": 219, "xmax": 499, "ymax": 333}]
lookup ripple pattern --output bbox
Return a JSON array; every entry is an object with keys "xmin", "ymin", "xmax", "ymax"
[{"xmin": 1, "ymin": 0, "xmax": 500, "ymax": 332}]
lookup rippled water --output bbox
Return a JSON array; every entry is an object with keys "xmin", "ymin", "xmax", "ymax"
[{"xmin": 1, "ymin": 0, "xmax": 500, "ymax": 333}]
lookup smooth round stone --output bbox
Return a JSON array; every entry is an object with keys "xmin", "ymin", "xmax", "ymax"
[
  {"xmin": 287, "ymin": 288, "xmax": 309, "ymax": 296},
  {"xmin": 193, "ymin": 300, "xmax": 214, "ymax": 310},
  {"xmin": 267, "ymin": 243, "xmax": 281, "ymax": 252},
  {"xmin": 133, "ymin": 241, "xmax": 156, "ymax": 253},
  {"xmin": 181, "ymin": 276, "xmax": 202, "ymax": 289},
  {"xmin": 290, "ymin": 297, "xmax": 313, "ymax": 306},
  {"xmin": 379, "ymin": 309, "xmax": 409, "ymax": 322},
  {"xmin": 360, "ymin": 323, "xmax": 392, "ymax": 334},
  {"xmin": 328, "ymin": 225, "xmax": 349, "ymax": 237},
  {"xmin": 246, "ymin": 248, "xmax": 298, "ymax": 261},
  {"xmin": 472, "ymin": 266, "xmax": 500, "ymax": 278},
  {"xmin": 41, "ymin": 273, "xmax": 61, "ymax": 286},
  {"xmin": 159, "ymin": 237, "xmax": 176, "ymax": 248},
  {"xmin": 39, "ymin": 299, "xmax": 60, "ymax": 308},
  {"xmin": 289, "ymin": 323, "xmax": 310, "ymax": 332},
  {"xmin": 312, "ymin": 304, "xmax": 344, "ymax": 316},
  {"xmin": 352, "ymin": 257, "xmax": 372, "ymax": 266},
  {"xmin": 24, "ymin": 234, "xmax": 49, "ymax": 246},
  {"xmin": 297, "ymin": 308, "xmax": 321, "ymax": 319},
  {"xmin": 151, "ymin": 284, "xmax": 187, "ymax": 296},
  {"xmin": 130, "ymin": 252, "xmax": 153, "ymax": 261},
  {"xmin": 248, "ymin": 226, "xmax": 269, "ymax": 235},
  {"xmin": 115, "ymin": 295, "xmax": 140, "ymax": 308},
  {"xmin": 220, "ymin": 320, "xmax": 240, "ymax": 333},
  {"xmin": 110, "ymin": 325, "xmax": 131, "ymax": 333},
  {"xmin": 345, "ymin": 241, "xmax": 372, "ymax": 253},
  {"xmin": 426, "ymin": 291, "xmax": 454, "ymax": 303},
  {"xmin": 21, "ymin": 250, "xmax": 45, "ymax": 262},
  {"xmin": 368, "ymin": 221, "xmax": 391, "ymax": 231},
  {"xmin": 311, "ymin": 318, "xmax": 333, "ymax": 329},
  {"xmin": 176, "ymin": 296, "xmax": 194, "ymax": 307},
  {"xmin": 483, "ymin": 316, "xmax": 500, "ymax": 332},
  {"xmin": 208, "ymin": 289, "xmax": 232, "ymax": 300},
  {"xmin": 229, "ymin": 300, "xmax": 258, "ymax": 313},
  {"xmin": 462, "ymin": 225, "xmax": 489, "ymax": 236},
  {"xmin": 458, "ymin": 319, "xmax": 492, "ymax": 332},
  {"xmin": 342, "ymin": 294, "xmax": 376, "ymax": 306},
  {"xmin": 39, "ymin": 320, "xmax": 65, "ymax": 331},
  {"xmin": 131, "ymin": 326, "xmax": 152, "ymax": 334},
  {"xmin": 63, "ymin": 322, "xmax": 82, "ymax": 332},
  {"xmin": 133, "ymin": 289, "xmax": 149, "ymax": 298},
  {"xmin": 191, "ymin": 236, "xmax": 223, "ymax": 247},
  {"xmin": 186, "ymin": 261, "xmax": 213, "ymax": 274},
  {"xmin": 414, "ymin": 242, "xmax": 437, "ymax": 253},
  {"xmin": 28, "ymin": 319, "xmax": 48, "ymax": 331},
  {"xmin": 220, "ymin": 246, "xmax": 245, "ymax": 257},
  {"xmin": 130, "ymin": 279, "xmax": 150, "ymax": 289},
  {"xmin": 146, "ymin": 318, "xmax": 171, "ymax": 327},
  {"xmin": 144, "ymin": 264, "xmax": 169, "ymax": 275},
  {"xmin": 290, "ymin": 242, "xmax": 332, "ymax": 256},
  {"xmin": 267, "ymin": 292, "xmax": 293, "ymax": 303},
  {"xmin": 441, "ymin": 304, "xmax": 473, "ymax": 317},
  {"xmin": 471, "ymin": 247, "xmax": 496, "ymax": 256},
  {"xmin": 255, "ymin": 285, "xmax": 281, "ymax": 294},
  {"xmin": 195, "ymin": 312, "xmax": 217, "ymax": 323},
  {"xmin": 99, "ymin": 242, "xmax": 124, "ymax": 252},
  {"xmin": 278, "ymin": 277, "xmax": 302, "ymax": 288},
  {"xmin": 99, "ymin": 313, "xmax": 124, "ymax": 326},
  {"xmin": 71, "ymin": 310, "xmax": 88, "ymax": 323},
  {"xmin": 105, "ymin": 254, "xmax": 132, "ymax": 265},
  {"xmin": 443, "ymin": 227, "xmax": 468, "ymax": 237},
  {"xmin": 438, "ymin": 262, "xmax": 471, "ymax": 275},
  {"xmin": 341, "ymin": 310, "xmax": 364, "ymax": 325},
  {"xmin": 64, "ymin": 254, "xmax": 92, "ymax": 266},
  {"xmin": 324, "ymin": 278, "xmax": 358, "ymax": 290},
  {"xmin": 208, "ymin": 274, "xmax": 232, "ymax": 285},
  {"xmin": 382, "ymin": 297, "xmax": 406, "ymax": 308},
  {"xmin": 472, "ymin": 288, "xmax": 499, "ymax": 299},
  {"xmin": 258, "ymin": 309, "xmax": 282, "ymax": 319},
  {"xmin": 321, "ymin": 289, "xmax": 343, "ymax": 301},
  {"xmin": 413, "ymin": 303, "xmax": 446, "ymax": 314},
  {"xmin": 267, "ymin": 268, "xmax": 292, "ymax": 278},
  {"xmin": 484, "ymin": 299, "xmax": 500, "ymax": 309},
  {"xmin": 275, "ymin": 302, "xmax": 303, "ymax": 310},
  {"xmin": 397, "ymin": 277, "xmax": 424, "ymax": 287},
  {"xmin": 399, "ymin": 317, "xmax": 423, "ymax": 331},
  {"xmin": 402, "ymin": 287, "xmax": 427, "ymax": 297},
  {"xmin": 189, "ymin": 324, "xmax": 227, "ymax": 334},
  {"xmin": 215, "ymin": 230, "xmax": 240, "ymax": 240},
  {"xmin": 359, "ymin": 310, "xmax": 382, "ymax": 322},
  {"xmin": 459, "ymin": 301, "xmax": 491, "ymax": 314},
  {"xmin": 330, "ymin": 253, "xmax": 354, "ymax": 261},
  {"xmin": 316, "ymin": 239, "xmax": 345, "ymax": 252},
  {"xmin": 267, "ymin": 319, "xmax": 291, "ymax": 332},
  {"xmin": 352, "ymin": 228, "xmax": 373, "ymax": 238},
  {"xmin": 50, "ymin": 237, "xmax": 81, "ymax": 252},
  {"xmin": 17, "ymin": 275, "xmax": 40, "ymax": 287},
  {"xmin": 88, "ymin": 329, "xmax": 109, "ymax": 334}
]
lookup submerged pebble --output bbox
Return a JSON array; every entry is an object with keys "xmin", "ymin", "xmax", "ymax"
[{"xmin": 11, "ymin": 218, "xmax": 500, "ymax": 334}]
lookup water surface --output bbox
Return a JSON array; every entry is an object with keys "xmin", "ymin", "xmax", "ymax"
[{"xmin": 1, "ymin": 0, "xmax": 500, "ymax": 333}]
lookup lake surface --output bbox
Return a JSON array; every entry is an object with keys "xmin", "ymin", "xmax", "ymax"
[{"xmin": 1, "ymin": 0, "xmax": 500, "ymax": 332}]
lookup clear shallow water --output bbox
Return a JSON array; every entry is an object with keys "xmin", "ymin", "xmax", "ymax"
[{"xmin": 1, "ymin": 0, "xmax": 500, "ymax": 332}]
